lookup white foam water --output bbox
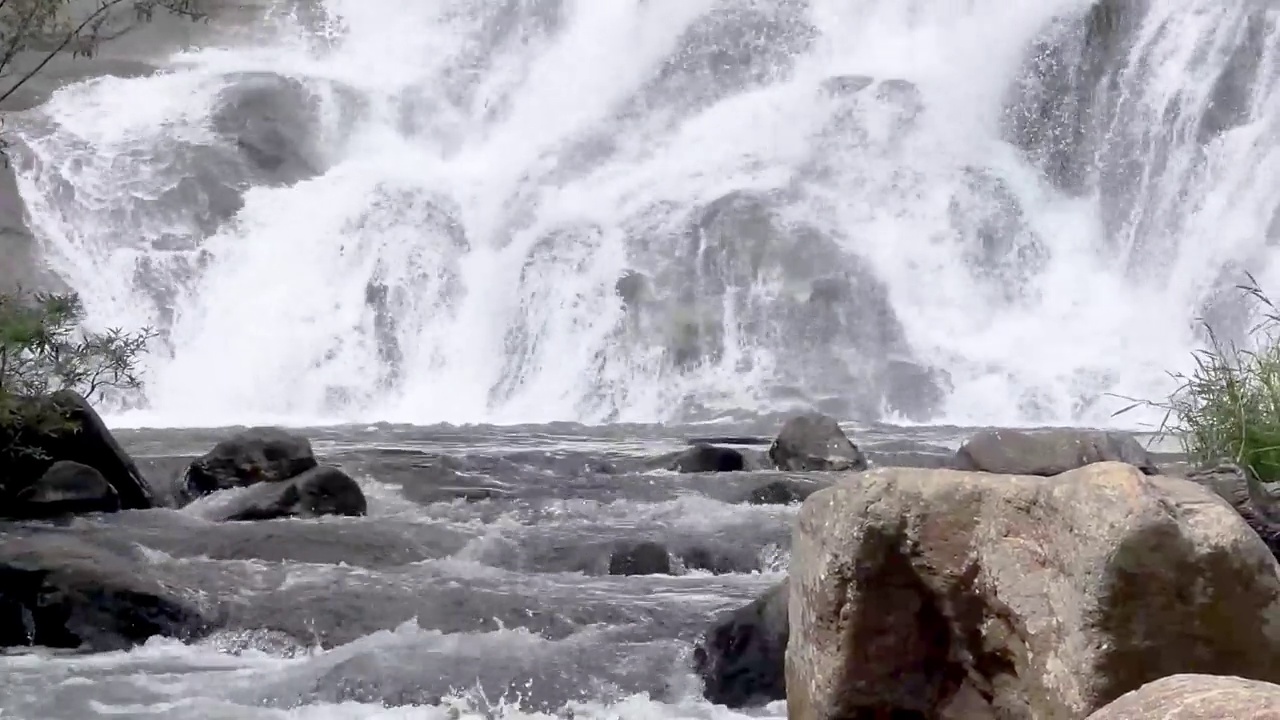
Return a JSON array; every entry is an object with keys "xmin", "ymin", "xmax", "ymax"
[
  {"xmin": 0, "ymin": 630, "xmax": 784, "ymax": 720},
  {"xmin": 9, "ymin": 0, "xmax": 1280, "ymax": 428}
]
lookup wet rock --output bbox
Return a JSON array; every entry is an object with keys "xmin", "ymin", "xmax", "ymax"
[
  {"xmin": 675, "ymin": 544, "xmax": 760, "ymax": 575},
  {"xmin": 953, "ymin": 428, "xmax": 1157, "ymax": 476},
  {"xmin": 0, "ymin": 391, "xmax": 153, "ymax": 515},
  {"xmin": 0, "ymin": 534, "xmax": 208, "ymax": 651},
  {"xmin": 1086, "ymin": 674, "xmax": 1280, "ymax": 719},
  {"xmin": 683, "ymin": 192, "xmax": 848, "ymax": 297},
  {"xmin": 204, "ymin": 465, "xmax": 368, "ymax": 522},
  {"xmin": 615, "ymin": 270, "xmax": 651, "ymax": 307},
  {"xmin": 393, "ymin": 456, "xmax": 517, "ymax": 505},
  {"xmin": 12, "ymin": 461, "xmax": 119, "ymax": 519},
  {"xmin": 948, "ymin": 167, "xmax": 1048, "ymax": 299},
  {"xmin": 1185, "ymin": 460, "xmax": 1280, "ymax": 559},
  {"xmin": 1198, "ymin": 12, "xmax": 1268, "ymax": 143},
  {"xmin": 787, "ymin": 462, "xmax": 1280, "ymax": 719},
  {"xmin": 180, "ymin": 427, "xmax": 317, "ymax": 504},
  {"xmin": 882, "ymin": 359, "xmax": 951, "ymax": 421},
  {"xmin": 768, "ymin": 412, "xmax": 868, "ymax": 472},
  {"xmin": 669, "ymin": 444, "xmax": 746, "ymax": 473},
  {"xmin": 746, "ymin": 479, "xmax": 820, "ymax": 505},
  {"xmin": 644, "ymin": 5, "xmax": 814, "ymax": 111},
  {"xmin": 693, "ymin": 579, "xmax": 788, "ymax": 708},
  {"xmin": 211, "ymin": 71, "xmax": 348, "ymax": 185},
  {"xmin": 1002, "ymin": 0, "xmax": 1147, "ymax": 193},
  {"xmin": 608, "ymin": 541, "xmax": 672, "ymax": 576},
  {"xmin": 874, "ymin": 78, "xmax": 925, "ymax": 126},
  {"xmin": 0, "ymin": 161, "xmax": 65, "ymax": 295},
  {"xmin": 800, "ymin": 267, "xmax": 908, "ymax": 359},
  {"xmin": 819, "ymin": 74, "xmax": 874, "ymax": 98}
]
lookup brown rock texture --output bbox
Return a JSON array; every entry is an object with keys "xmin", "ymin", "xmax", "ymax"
[
  {"xmin": 786, "ymin": 462, "xmax": 1280, "ymax": 720},
  {"xmin": 1086, "ymin": 673, "xmax": 1280, "ymax": 719}
]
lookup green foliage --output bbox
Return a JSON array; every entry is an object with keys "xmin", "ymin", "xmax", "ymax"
[
  {"xmin": 1116, "ymin": 274, "xmax": 1280, "ymax": 482},
  {"xmin": 0, "ymin": 289, "xmax": 155, "ymax": 459}
]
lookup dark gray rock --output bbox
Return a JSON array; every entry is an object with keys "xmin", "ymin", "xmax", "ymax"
[
  {"xmin": 0, "ymin": 391, "xmax": 153, "ymax": 514},
  {"xmin": 615, "ymin": 270, "xmax": 651, "ymax": 307},
  {"xmin": 0, "ymin": 534, "xmax": 208, "ymax": 650},
  {"xmin": 12, "ymin": 461, "xmax": 118, "ymax": 518},
  {"xmin": 608, "ymin": 541, "xmax": 672, "ymax": 576},
  {"xmin": 768, "ymin": 412, "xmax": 868, "ymax": 472},
  {"xmin": 882, "ymin": 359, "xmax": 952, "ymax": 422},
  {"xmin": 210, "ymin": 70, "xmax": 361, "ymax": 186},
  {"xmin": 181, "ymin": 427, "xmax": 317, "ymax": 504},
  {"xmin": 675, "ymin": 544, "xmax": 760, "ymax": 575},
  {"xmin": 1001, "ymin": 0, "xmax": 1147, "ymax": 194},
  {"xmin": 693, "ymin": 579, "xmax": 788, "ymax": 708},
  {"xmin": 669, "ymin": 444, "xmax": 746, "ymax": 473},
  {"xmin": 207, "ymin": 465, "xmax": 367, "ymax": 522},
  {"xmin": 953, "ymin": 428, "xmax": 1158, "ymax": 476},
  {"xmin": 747, "ymin": 479, "xmax": 820, "ymax": 506}
]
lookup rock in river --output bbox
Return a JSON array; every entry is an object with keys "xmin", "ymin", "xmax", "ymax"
[{"xmin": 786, "ymin": 462, "xmax": 1280, "ymax": 719}]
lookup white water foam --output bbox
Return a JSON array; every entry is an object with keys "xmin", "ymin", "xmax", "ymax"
[
  {"xmin": 9, "ymin": 0, "xmax": 1280, "ymax": 428},
  {"xmin": 0, "ymin": 628, "xmax": 784, "ymax": 720}
]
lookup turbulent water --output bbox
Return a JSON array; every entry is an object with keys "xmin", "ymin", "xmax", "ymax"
[
  {"xmin": 0, "ymin": 421, "xmax": 971, "ymax": 720},
  {"xmin": 7, "ymin": 0, "xmax": 1279, "ymax": 428},
  {"xmin": 0, "ymin": 0, "xmax": 1277, "ymax": 718}
]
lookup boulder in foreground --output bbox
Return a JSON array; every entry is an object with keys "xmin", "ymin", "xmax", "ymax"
[
  {"xmin": 787, "ymin": 462, "xmax": 1280, "ymax": 720},
  {"xmin": 1085, "ymin": 673, "xmax": 1280, "ymax": 719}
]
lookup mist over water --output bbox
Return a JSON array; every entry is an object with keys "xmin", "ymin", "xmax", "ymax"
[{"xmin": 8, "ymin": 0, "xmax": 1280, "ymax": 428}]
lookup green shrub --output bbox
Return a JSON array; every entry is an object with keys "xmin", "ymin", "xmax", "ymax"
[
  {"xmin": 1120, "ymin": 274, "xmax": 1280, "ymax": 481},
  {"xmin": 0, "ymin": 289, "xmax": 155, "ymax": 460}
]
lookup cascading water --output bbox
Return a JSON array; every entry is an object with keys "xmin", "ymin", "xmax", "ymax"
[{"xmin": 7, "ymin": 0, "xmax": 1280, "ymax": 428}]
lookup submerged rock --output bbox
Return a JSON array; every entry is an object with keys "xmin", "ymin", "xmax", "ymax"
[
  {"xmin": 787, "ymin": 462, "xmax": 1280, "ymax": 719},
  {"xmin": 746, "ymin": 479, "xmax": 822, "ymax": 505},
  {"xmin": 206, "ymin": 465, "xmax": 368, "ymax": 522},
  {"xmin": 693, "ymin": 579, "xmax": 788, "ymax": 708},
  {"xmin": 608, "ymin": 541, "xmax": 671, "ymax": 576},
  {"xmin": 668, "ymin": 444, "xmax": 746, "ymax": 473}
]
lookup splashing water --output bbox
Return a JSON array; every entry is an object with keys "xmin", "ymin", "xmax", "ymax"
[{"xmin": 8, "ymin": 0, "xmax": 1280, "ymax": 428}]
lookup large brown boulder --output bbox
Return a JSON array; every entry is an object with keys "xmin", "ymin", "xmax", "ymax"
[
  {"xmin": 786, "ymin": 462, "xmax": 1280, "ymax": 720},
  {"xmin": 1085, "ymin": 674, "xmax": 1280, "ymax": 719}
]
